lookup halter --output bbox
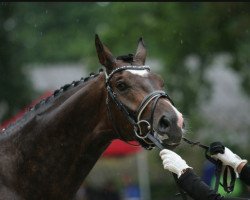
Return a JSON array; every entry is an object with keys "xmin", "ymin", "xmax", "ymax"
[{"xmin": 105, "ymin": 65, "xmax": 174, "ymax": 149}]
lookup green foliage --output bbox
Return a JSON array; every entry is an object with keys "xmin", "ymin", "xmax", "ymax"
[
  {"xmin": 1, "ymin": 2, "xmax": 250, "ymax": 127},
  {"xmin": 1, "ymin": 3, "xmax": 250, "ymax": 198},
  {"xmin": 0, "ymin": 3, "xmax": 33, "ymax": 121}
]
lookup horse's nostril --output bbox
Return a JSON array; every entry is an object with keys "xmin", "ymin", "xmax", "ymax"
[{"xmin": 159, "ymin": 116, "xmax": 170, "ymax": 130}]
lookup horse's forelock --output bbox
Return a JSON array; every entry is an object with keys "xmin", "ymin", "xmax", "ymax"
[{"xmin": 116, "ymin": 54, "xmax": 134, "ymax": 63}]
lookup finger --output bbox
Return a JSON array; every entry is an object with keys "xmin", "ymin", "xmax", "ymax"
[
  {"xmin": 159, "ymin": 149, "xmax": 171, "ymax": 157},
  {"xmin": 160, "ymin": 154, "xmax": 173, "ymax": 161},
  {"xmin": 162, "ymin": 158, "xmax": 171, "ymax": 166}
]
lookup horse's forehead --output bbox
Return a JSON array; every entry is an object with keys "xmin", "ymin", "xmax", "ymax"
[{"xmin": 126, "ymin": 69, "xmax": 149, "ymax": 78}]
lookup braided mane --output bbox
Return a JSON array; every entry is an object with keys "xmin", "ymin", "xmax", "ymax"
[
  {"xmin": 1, "ymin": 69, "xmax": 103, "ymax": 134},
  {"xmin": 32, "ymin": 69, "xmax": 102, "ymax": 111}
]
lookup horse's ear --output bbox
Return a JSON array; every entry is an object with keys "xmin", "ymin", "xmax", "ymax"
[
  {"xmin": 95, "ymin": 34, "xmax": 116, "ymax": 73},
  {"xmin": 134, "ymin": 37, "xmax": 147, "ymax": 65}
]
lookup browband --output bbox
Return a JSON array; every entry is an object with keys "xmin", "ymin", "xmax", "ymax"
[{"xmin": 105, "ymin": 65, "xmax": 150, "ymax": 83}]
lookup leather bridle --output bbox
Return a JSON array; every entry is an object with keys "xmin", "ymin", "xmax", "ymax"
[
  {"xmin": 104, "ymin": 65, "xmax": 189, "ymax": 199},
  {"xmin": 105, "ymin": 65, "xmax": 174, "ymax": 149},
  {"xmin": 104, "ymin": 66, "xmax": 237, "ymax": 199}
]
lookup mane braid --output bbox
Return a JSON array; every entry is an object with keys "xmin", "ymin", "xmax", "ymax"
[{"xmin": 1, "ymin": 69, "xmax": 103, "ymax": 134}]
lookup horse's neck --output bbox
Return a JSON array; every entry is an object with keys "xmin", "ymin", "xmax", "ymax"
[{"xmin": 2, "ymin": 73, "xmax": 115, "ymax": 199}]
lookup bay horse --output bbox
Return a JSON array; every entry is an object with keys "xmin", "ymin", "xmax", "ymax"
[{"xmin": 0, "ymin": 35, "xmax": 184, "ymax": 200}]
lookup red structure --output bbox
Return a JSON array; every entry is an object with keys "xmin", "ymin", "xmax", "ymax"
[{"xmin": 103, "ymin": 139, "xmax": 141, "ymax": 157}]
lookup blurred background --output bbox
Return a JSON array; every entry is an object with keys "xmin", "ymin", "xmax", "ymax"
[{"xmin": 1, "ymin": 2, "xmax": 250, "ymax": 199}]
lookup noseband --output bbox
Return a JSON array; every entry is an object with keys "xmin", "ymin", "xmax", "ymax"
[{"xmin": 105, "ymin": 65, "xmax": 174, "ymax": 149}]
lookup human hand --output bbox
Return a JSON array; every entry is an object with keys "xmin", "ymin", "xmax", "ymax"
[
  {"xmin": 159, "ymin": 149, "xmax": 192, "ymax": 178},
  {"xmin": 211, "ymin": 147, "xmax": 247, "ymax": 174}
]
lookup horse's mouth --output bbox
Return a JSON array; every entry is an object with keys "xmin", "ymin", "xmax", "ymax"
[
  {"xmin": 161, "ymin": 142, "xmax": 180, "ymax": 150},
  {"xmin": 154, "ymin": 132, "xmax": 182, "ymax": 150},
  {"xmin": 135, "ymin": 128, "xmax": 182, "ymax": 150}
]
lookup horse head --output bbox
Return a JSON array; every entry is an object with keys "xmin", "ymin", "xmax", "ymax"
[{"xmin": 95, "ymin": 34, "xmax": 184, "ymax": 150}]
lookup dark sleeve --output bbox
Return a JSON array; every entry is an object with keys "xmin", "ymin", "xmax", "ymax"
[
  {"xmin": 240, "ymin": 164, "xmax": 250, "ymax": 186},
  {"xmin": 177, "ymin": 169, "xmax": 249, "ymax": 200}
]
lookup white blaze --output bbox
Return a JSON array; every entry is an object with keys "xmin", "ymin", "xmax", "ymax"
[
  {"xmin": 127, "ymin": 70, "xmax": 149, "ymax": 77},
  {"xmin": 163, "ymin": 100, "xmax": 184, "ymax": 129},
  {"xmin": 127, "ymin": 70, "xmax": 184, "ymax": 129},
  {"xmin": 173, "ymin": 106, "xmax": 184, "ymax": 129}
]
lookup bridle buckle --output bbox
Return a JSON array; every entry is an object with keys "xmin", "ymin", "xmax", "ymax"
[{"xmin": 134, "ymin": 120, "xmax": 151, "ymax": 139}]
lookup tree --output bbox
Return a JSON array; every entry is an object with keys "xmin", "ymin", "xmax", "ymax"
[
  {"xmin": 1, "ymin": 2, "xmax": 250, "ymax": 128},
  {"xmin": 0, "ymin": 3, "xmax": 33, "ymax": 122}
]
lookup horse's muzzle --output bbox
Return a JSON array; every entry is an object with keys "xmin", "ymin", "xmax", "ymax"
[{"xmin": 156, "ymin": 114, "xmax": 184, "ymax": 147}]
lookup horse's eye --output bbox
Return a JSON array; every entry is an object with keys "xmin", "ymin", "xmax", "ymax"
[{"xmin": 116, "ymin": 81, "xmax": 128, "ymax": 92}]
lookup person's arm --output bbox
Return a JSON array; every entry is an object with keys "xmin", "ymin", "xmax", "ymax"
[
  {"xmin": 177, "ymin": 168, "xmax": 248, "ymax": 200},
  {"xmin": 239, "ymin": 163, "xmax": 250, "ymax": 185},
  {"xmin": 159, "ymin": 149, "xmax": 249, "ymax": 200},
  {"xmin": 177, "ymin": 168, "xmax": 224, "ymax": 200}
]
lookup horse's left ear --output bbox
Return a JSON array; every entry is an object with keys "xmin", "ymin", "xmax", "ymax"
[
  {"xmin": 134, "ymin": 37, "xmax": 147, "ymax": 65},
  {"xmin": 95, "ymin": 34, "xmax": 116, "ymax": 73}
]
